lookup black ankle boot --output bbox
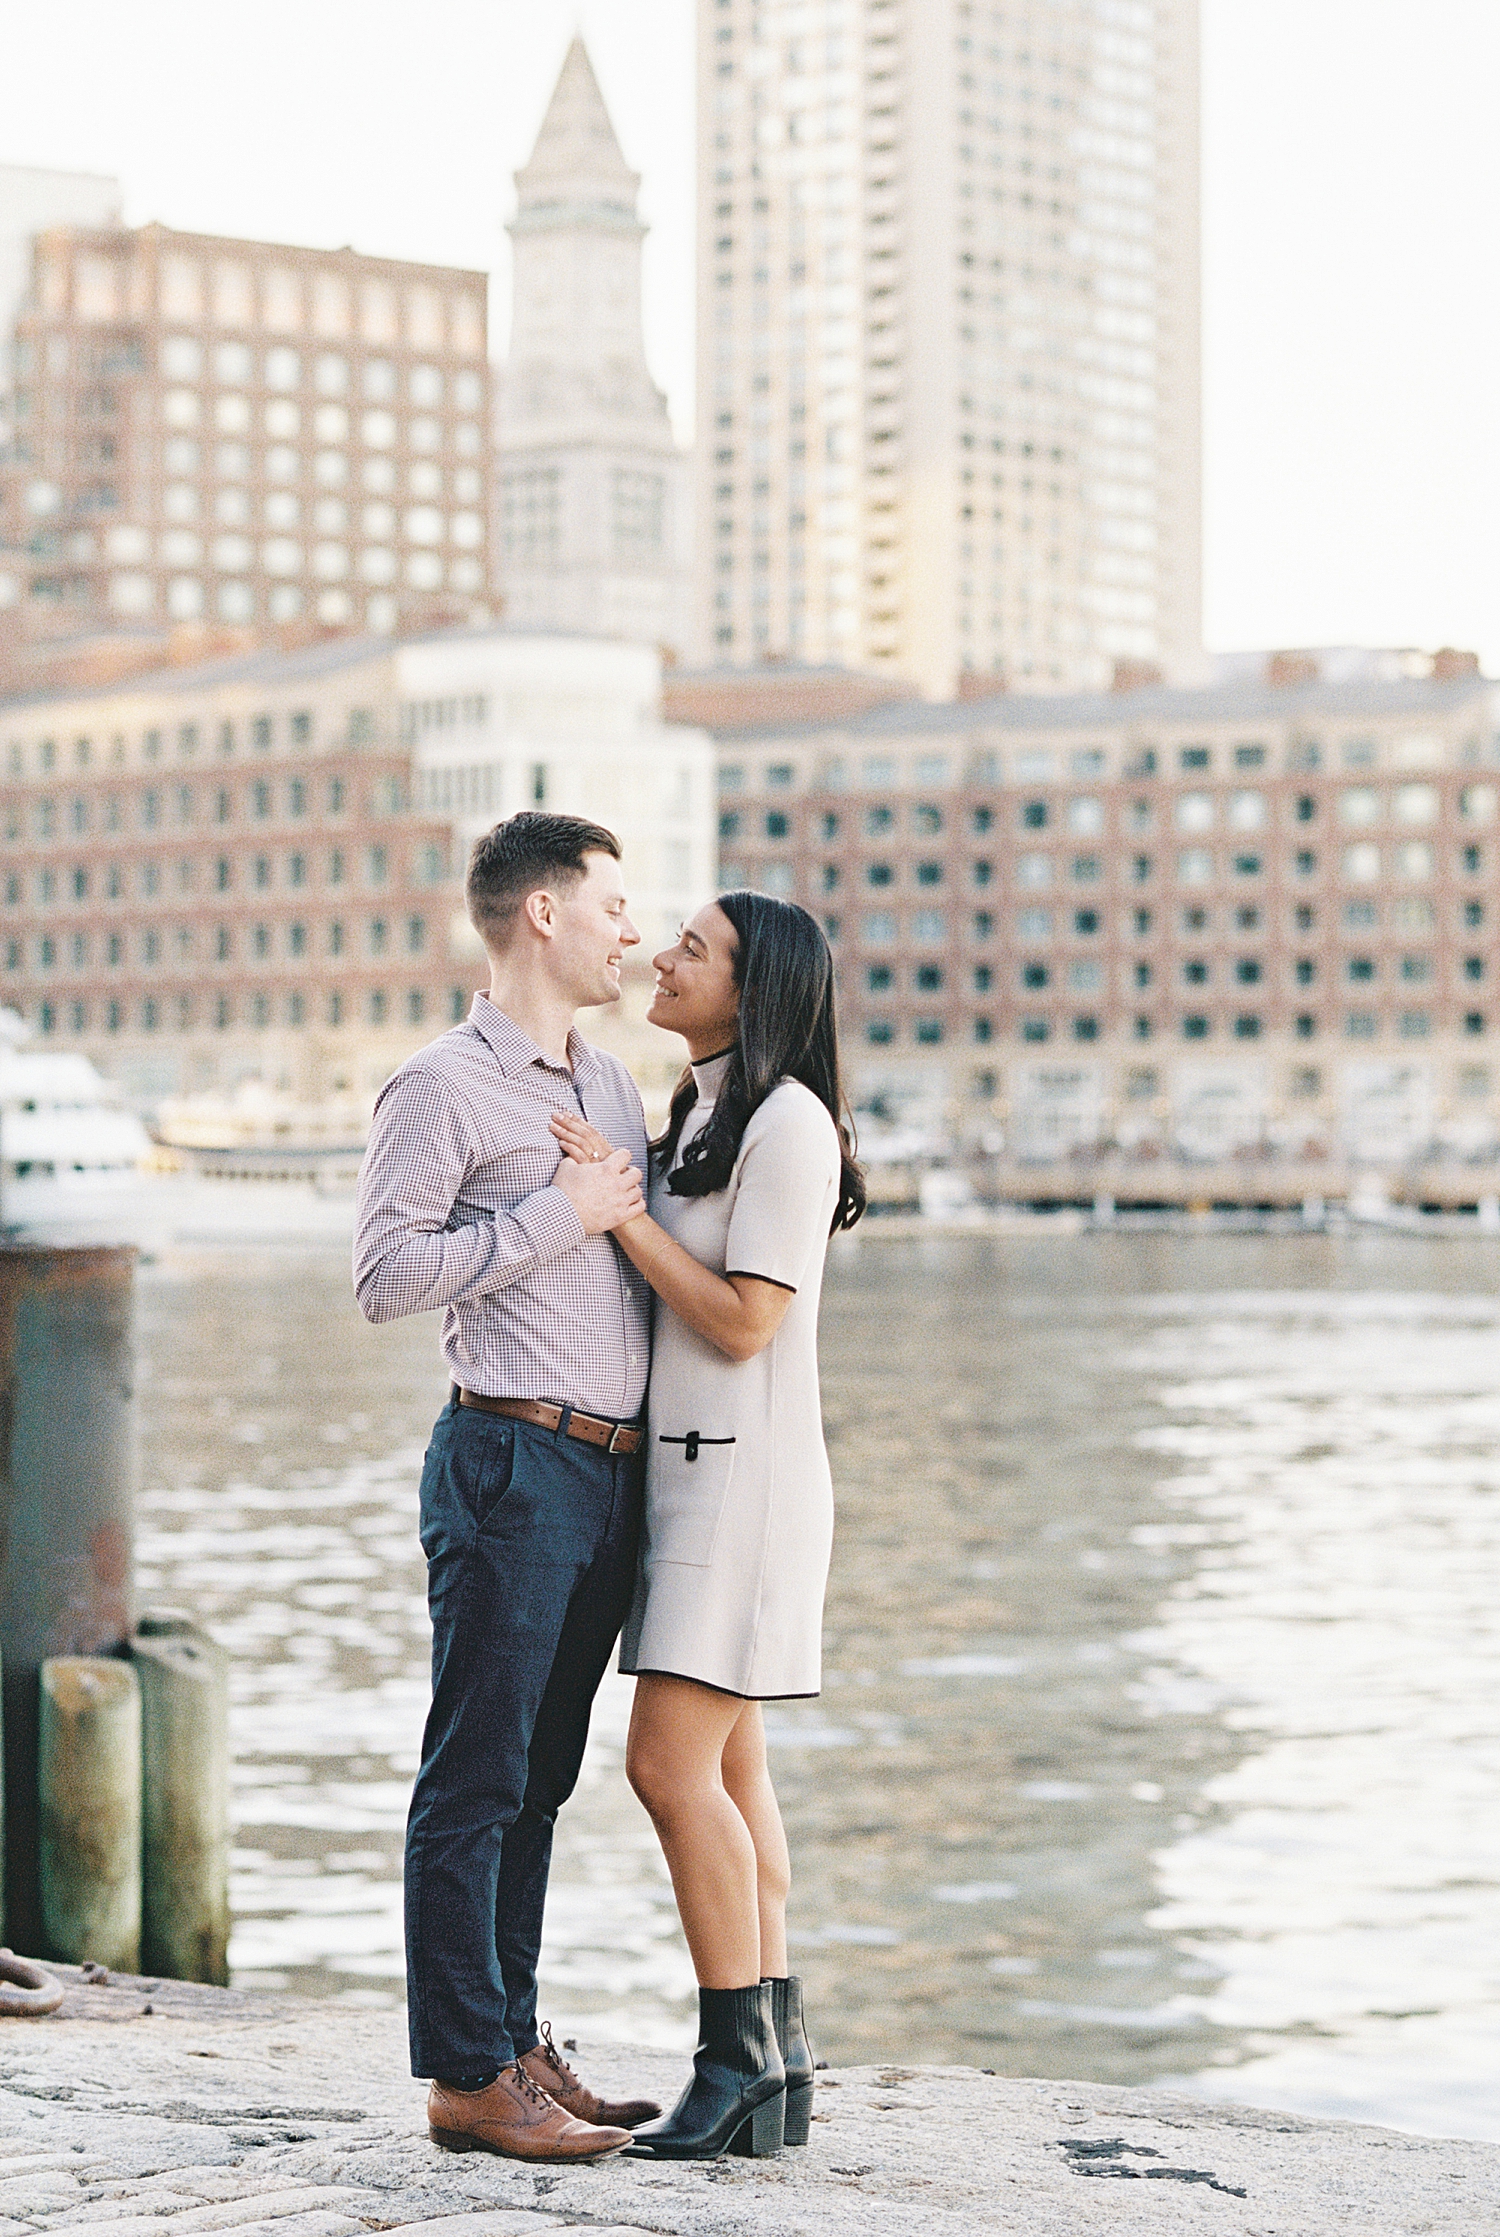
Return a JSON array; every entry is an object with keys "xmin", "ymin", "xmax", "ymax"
[
  {"xmin": 765, "ymin": 1975, "xmax": 814, "ymax": 2146},
  {"xmin": 624, "ymin": 1982, "xmax": 785, "ymax": 2159}
]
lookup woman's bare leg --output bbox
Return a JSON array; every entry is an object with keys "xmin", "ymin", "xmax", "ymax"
[
  {"xmin": 627, "ymin": 1674, "xmax": 762, "ymax": 1986},
  {"xmin": 720, "ymin": 1705, "xmax": 791, "ymax": 1978}
]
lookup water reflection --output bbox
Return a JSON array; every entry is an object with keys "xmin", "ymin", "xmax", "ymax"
[{"xmin": 133, "ymin": 1232, "xmax": 1500, "ymax": 2137}]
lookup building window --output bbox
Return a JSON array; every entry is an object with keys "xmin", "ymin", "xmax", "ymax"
[
  {"xmin": 916, "ymin": 861, "xmax": 943, "ymax": 887},
  {"xmin": 1021, "ymin": 962, "xmax": 1049, "ymax": 989},
  {"xmin": 765, "ymin": 811, "xmax": 789, "ymax": 839},
  {"xmin": 867, "ymin": 863, "xmax": 893, "ymax": 887},
  {"xmin": 1346, "ymin": 957, "xmax": 1375, "ymax": 982},
  {"xmin": 1345, "ymin": 1012, "xmax": 1378, "ymax": 1038},
  {"xmin": 866, "ymin": 1019, "xmax": 894, "ymax": 1044},
  {"xmin": 1295, "ymin": 1013, "xmax": 1317, "ymax": 1038},
  {"xmin": 1073, "ymin": 1016, "xmax": 1098, "ymax": 1042},
  {"xmin": 1465, "ymin": 1012, "xmax": 1486, "ymax": 1035},
  {"xmin": 1021, "ymin": 1018, "xmax": 1049, "ymax": 1042},
  {"xmin": 1399, "ymin": 1011, "xmax": 1430, "ymax": 1038},
  {"xmin": 973, "ymin": 1017, "xmax": 993, "ymax": 1043},
  {"xmin": 407, "ymin": 988, "xmax": 424, "ymax": 1023},
  {"xmin": 369, "ymin": 990, "xmax": 388, "ymax": 1023},
  {"xmin": 915, "ymin": 1018, "xmax": 943, "ymax": 1044},
  {"xmin": 1073, "ymin": 910, "xmax": 1099, "ymax": 935},
  {"xmin": 1182, "ymin": 1015, "xmax": 1209, "ymax": 1039},
  {"xmin": 1234, "ymin": 1014, "xmax": 1261, "ymax": 1038}
]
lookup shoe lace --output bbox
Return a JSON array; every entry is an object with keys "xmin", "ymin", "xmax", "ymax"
[
  {"xmin": 509, "ymin": 2059, "xmax": 559, "ymax": 2112},
  {"xmin": 537, "ymin": 2020, "xmax": 579, "ymax": 2090}
]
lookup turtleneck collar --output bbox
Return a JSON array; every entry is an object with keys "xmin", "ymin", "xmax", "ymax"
[{"xmin": 689, "ymin": 1048, "xmax": 735, "ymax": 1106}]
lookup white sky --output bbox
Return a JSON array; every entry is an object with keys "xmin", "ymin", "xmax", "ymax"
[{"xmin": 5, "ymin": 0, "xmax": 1497, "ymax": 668}]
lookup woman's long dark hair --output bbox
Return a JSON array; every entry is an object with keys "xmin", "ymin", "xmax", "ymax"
[{"xmin": 653, "ymin": 890, "xmax": 866, "ymax": 1233}]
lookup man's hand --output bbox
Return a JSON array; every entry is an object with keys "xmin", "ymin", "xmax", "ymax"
[{"xmin": 551, "ymin": 1144, "xmax": 646, "ymax": 1235}]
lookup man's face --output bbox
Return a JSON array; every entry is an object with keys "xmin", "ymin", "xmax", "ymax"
[{"xmin": 547, "ymin": 852, "xmax": 640, "ymax": 1008}]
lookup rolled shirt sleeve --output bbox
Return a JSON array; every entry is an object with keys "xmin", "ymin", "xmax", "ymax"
[
  {"xmin": 723, "ymin": 1084, "xmax": 842, "ymax": 1294},
  {"xmin": 353, "ymin": 1066, "xmax": 585, "ymax": 1324}
]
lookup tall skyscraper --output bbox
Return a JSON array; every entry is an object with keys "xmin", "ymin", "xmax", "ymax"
[
  {"xmin": 495, "ymin": 38, "xmax": 692, "ymax": 655},
  {"xmin": 697, "ymin": 0, "xmax": 1201, "ymax": 698}
]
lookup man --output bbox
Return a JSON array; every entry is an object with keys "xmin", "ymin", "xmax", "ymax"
[{"xmin": 355, "ymin": 812, "xmax": 662, "ymax": 2161}]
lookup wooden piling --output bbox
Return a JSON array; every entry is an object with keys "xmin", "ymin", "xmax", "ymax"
[
  {"xmin": 38, "ymin": 1657, "xmax": 141, "ymax": 1970},
  {"xmin": 135, "ymin": 1619, "xmax": 230, "ymax": 1984}
]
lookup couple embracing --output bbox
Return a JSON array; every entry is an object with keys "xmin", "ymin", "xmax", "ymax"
[{"xmin": 354, "ymin": 811, "xmax": 865, "ymax": 2164}]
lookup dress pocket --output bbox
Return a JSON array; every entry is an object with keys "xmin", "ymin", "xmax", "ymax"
[{"xmin": 647, "ymin": 1432, "xmax": 737, "ymax": 1568}]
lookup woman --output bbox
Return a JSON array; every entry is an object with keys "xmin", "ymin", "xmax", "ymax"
[{"xmin": 548, "ymin": 888, "xmax": 864, "ymax": 2161}]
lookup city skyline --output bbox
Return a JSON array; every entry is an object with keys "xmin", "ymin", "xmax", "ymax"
[{"xmin": 2, "ymin": 1, "xmax": 1495, "ymax": 671}]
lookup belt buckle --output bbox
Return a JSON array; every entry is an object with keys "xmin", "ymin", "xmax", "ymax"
[{"xmin": 607, "ymin": 1422, "xmax": 634, "ymax": 1454}]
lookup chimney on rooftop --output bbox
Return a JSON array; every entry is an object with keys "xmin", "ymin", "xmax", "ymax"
[
  {"xmin": 1266, "ymin": 651, "xmax": 1320, "ymax": 688},
  {"xmin": 1431, "ymin": 646, "xmax": 1480, "ymax": 680},
  {"xmin": 1111, "ymin": 657, "xmax": 1163, "ymax": 693}
]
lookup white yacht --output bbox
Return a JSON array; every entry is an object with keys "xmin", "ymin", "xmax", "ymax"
[{"xmin": 0, "ymin": 1012, "xmax": 152, "ymax": 1180}]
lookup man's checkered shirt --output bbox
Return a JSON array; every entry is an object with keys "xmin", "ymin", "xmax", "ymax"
[{"xmin": 353, "ymin": 994, "xmax": 651, "ymax": 1418}]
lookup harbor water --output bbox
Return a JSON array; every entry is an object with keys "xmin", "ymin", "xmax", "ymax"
[{"xmin": 131, "ymin": 1227, "xmax": 1500, "ymax": 2142}]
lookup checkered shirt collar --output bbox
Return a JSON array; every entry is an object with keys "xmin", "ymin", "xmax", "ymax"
[{"xmin": 468, "ymin": 992, "xmax": 604, "ymax": 1086}]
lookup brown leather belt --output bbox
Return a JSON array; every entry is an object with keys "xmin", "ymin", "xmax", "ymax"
[{"xmin": 457, "ymin": 1390, "xmax": 643, "ymax": 1455}]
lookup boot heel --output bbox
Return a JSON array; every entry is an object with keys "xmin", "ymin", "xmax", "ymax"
[
  {"xmin": 428, "ymin": 2127, "xmax": 481, "ymax": 2151},
  {"xmin": 727, "ymin": 2087, "xmax": 785, "ymax": 2157},
  {"xmin": 783, "ymin": 2076, "xmax": 813, "ymax": 2147}
]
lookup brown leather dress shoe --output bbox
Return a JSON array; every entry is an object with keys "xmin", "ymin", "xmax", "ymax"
[
  {"xmin": 427, "ymin": 2062, "xmax": 630, "ymax": 2160},
  {"xmin": 519, "ymin": 2021, "xmax": 662, "ymax": 2129}
]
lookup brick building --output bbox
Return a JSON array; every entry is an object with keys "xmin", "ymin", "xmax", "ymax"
[
  {"xmin": 0, "ymin": 223, "xmax": 492, "ymax": 653},
  {"xmin": 704, "ymin": 651, "xmax": 1500, "ymax": 1166},
  {"xmin": 1, "ymin": 627, "xmax": 714, "ymax": 1112}
]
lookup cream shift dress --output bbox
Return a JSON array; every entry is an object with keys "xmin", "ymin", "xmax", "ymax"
[{"xmin": 618, "ymin": 1053, "xmax": 842, "ymax": 1700}]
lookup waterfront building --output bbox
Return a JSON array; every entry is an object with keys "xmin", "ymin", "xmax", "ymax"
[
  {"xmin": 700, "ymin": 648, "xmax": 1500, "ymax": 1172},
  {"xmin": 0, "ymin": 224, "xmax": 493, "ymax": 650},
  {"xmin": 495, "ymin": 38, "xmax": 692, "ymax": 656},
  {"xmin": 1, "ymin": 627, "xmax": 713, "ymax": 1111},
  {"xmin": 697, "ymin": 0, "xmax": 1202, "ymax": 698}
]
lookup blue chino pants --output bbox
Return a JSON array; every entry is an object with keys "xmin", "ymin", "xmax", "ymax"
[{"xmin": 404, "ymin": 1393, "xmax": 642, "ymax": 2078}]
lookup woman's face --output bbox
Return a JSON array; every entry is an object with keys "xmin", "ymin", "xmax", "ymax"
[{"xmin": 648, "ymin": 902, "xmax": 740, "ymax": 1056}]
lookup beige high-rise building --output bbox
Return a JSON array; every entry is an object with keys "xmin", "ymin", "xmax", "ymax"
[{"xmin": 698, "ymin": 0, "xmax": 1202, "ymax": 699}]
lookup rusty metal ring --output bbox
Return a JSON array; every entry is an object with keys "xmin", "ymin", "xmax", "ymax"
[{"xmin": 0, "ymin": 1949, "xmax": 64, "ymax": 2017}]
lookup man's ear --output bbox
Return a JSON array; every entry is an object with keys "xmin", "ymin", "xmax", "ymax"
[{"xmin": 521, "ymin": 888, "xmax": 556, "ymax": 941}]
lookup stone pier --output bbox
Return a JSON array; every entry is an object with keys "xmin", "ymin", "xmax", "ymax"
[{"xmin": 1, "ymin": 1967, "xmax": 1494, "ymax": 2236}]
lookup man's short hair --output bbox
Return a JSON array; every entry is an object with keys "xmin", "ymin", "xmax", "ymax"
[{"xmin": 465, "ymin": 811, "xmax": 622, "ymax": 948}]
